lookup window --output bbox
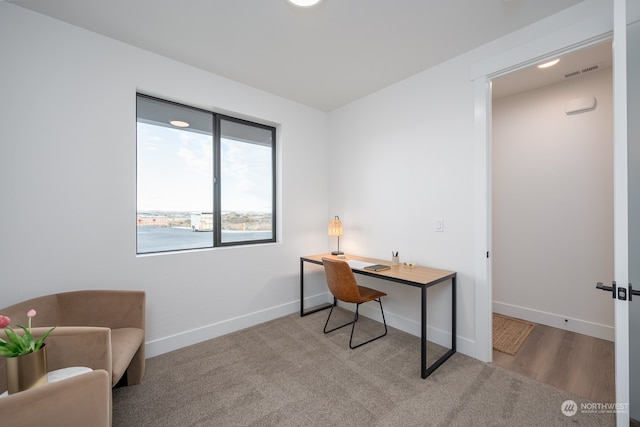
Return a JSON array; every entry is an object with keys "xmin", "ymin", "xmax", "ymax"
[{"xmin": 136, "ymin": 94, "xmax": 276, "ymax": 254}]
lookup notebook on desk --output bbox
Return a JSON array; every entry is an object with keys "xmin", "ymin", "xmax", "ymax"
[
  {"xmin": 363, "ymin": 264, "xmax": 391, "ymax": 272},
  {"xmin": 345, "ymin": 260, "xmax": 390, "ymax": 271}
]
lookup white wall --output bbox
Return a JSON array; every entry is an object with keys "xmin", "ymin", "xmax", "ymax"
[
  {"xmin": 328, "ymin": 0, "xmax": 613, "ymax": 358},
  {"xmin": 0, "ymin": 0, "xmax": 614, "ymax": 362},
  {"xmin": 0, "ymin": 2, "xmax": 330, "ymax": 357},
  {"xmin": 492, "ymin": 68, "xmax": 614, "ymax": 341}
]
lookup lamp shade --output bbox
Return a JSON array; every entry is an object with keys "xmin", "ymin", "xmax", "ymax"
[{"xmin": 328, "ymin": 216, "xmax": 343, "ymax": 237}]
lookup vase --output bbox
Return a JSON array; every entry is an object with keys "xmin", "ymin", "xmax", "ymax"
[{"xmin": 6, "ymin": 344, "xmax": 48, "ymax": 394}]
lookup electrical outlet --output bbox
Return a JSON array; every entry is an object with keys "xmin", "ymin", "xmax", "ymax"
[{"xmin": 435, "ymin": 219, "xmax": 444, "ymax": 232}]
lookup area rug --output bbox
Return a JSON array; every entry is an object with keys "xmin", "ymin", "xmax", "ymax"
[{"xmin": 493, "ymin": 313, "xmax": 535, "ymax": 355}]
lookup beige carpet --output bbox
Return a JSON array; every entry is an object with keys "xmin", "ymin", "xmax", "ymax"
[
  {"xmin": 112, "ymin": 308, "xmax": 612, "ymax": 426},
  {"xmin": 493, "ymin": 313, "xmax": 535, "ymax": 356}
]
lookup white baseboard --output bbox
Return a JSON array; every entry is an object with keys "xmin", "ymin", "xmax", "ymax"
[
  {"xmin": 146, "ymin": 291, "xmax": 476, "ymax": 359},
  {"xmin": 145, "ymin": 292, "xmax": 330, "ymax": 358},
  {"xmin": 355, "ymin": 301, "xmax": 475, "ymax": 357},
  {"xmin": 493, "ymin": 301, "xmax": 614, "ymax": 342}
]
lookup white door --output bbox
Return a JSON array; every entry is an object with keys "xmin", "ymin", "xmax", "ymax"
[
  {"xmin": 608, "ymin": 0, "xmax": 640, "ymax": 425},
  {"xmin": 610, "ymin": 0, "xmax": 629, "ymax": 423},
  {"xmin": 620, "ymin": 0, "xmax": 640, "ymax": 424}
]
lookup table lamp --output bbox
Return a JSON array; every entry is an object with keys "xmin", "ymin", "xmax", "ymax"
[{"xmin": 328, "ymin": 216, "xmax": 344, "ymax": 255}]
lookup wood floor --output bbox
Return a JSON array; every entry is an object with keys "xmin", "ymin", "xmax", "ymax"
[{"xmin": 491, "ymin": 318, "xmax": 615, "ymax": 403}]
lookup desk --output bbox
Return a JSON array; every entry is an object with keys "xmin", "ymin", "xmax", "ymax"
[{"xmin": 300, "ymin": 253, "xmax": 456, "ymax": 379}]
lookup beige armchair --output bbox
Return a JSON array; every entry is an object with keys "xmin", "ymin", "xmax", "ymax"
[
  {"xmin": 0, "ymin": 290, "xmax": 146, "ymax": 389},
  {"xmin": 0, "ymin": 290, "xmax": 145, "ymax": 426}
]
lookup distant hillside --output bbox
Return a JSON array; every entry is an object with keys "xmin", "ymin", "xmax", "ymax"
[{"xmin": 136, "ymin": 211, "xmax": 272, "ymax": 231}]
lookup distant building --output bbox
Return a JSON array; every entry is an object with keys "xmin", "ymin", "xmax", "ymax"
[
  {"xmin": 190, "ymin": 213, "xmax": 214, "ymax": 232},
  {"xmin": 136, "ymin": 216, "xmax": 169, "ymax": 227}
]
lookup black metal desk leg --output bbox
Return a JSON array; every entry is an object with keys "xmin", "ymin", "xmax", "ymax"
[
  {"xmin": 299, "ymin": 258, "xmax": 305, "ymax": 317},
  {"xmin": 422, "ymin": 275, "xmax": 457, "ymax": 379},
  {"xmin": 299, "ymin": 258, "xmax": 333, "ymax": 317},
  {"xmin": 421, "ymin": 285, "xmax": 427, "ymax": 379},
  {"xmin": 452, "ymin": 275, "xmax": 457, "ymax": 351}
]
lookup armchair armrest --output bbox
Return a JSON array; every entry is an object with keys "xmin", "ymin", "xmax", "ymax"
[
  {"xmin": 0, "ymin": 369, "xmax": 111, "ymax": 427},
  {"xmin": 38, "ymin": 326, "xmax": 113, "ymax": 374},
  {"xmin": 0, "ymin": 327, "xmax": 112, "ymax": 392}
]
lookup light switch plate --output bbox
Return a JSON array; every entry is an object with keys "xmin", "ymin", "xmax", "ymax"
[{"xmin": 435, "ymin": 219, "xmax": 444, "ymax": 232}]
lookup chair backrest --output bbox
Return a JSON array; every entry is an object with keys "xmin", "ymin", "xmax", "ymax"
[
  {"xmin": 322, "ymin": 258, "xmax": 361, "ymax": 303},
  {"xmin": 1, "ymin": 295, "xmax": 62, "ymax": 327}
]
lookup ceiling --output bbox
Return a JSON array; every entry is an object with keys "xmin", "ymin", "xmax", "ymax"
[
  {"xmin": 11, "ymin": 0, "xmax": 589, "ymax": 111},
  {"xmin": 492, "ymin": 39, "xmax": 612, "ymax": 99}
]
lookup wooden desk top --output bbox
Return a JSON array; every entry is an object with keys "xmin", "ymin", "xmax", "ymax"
[{"xmin": 301, "ymin": 253, "xmax": 456, "ymax": 288}]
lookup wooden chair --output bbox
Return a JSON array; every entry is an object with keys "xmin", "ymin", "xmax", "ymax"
[{"xmin": 322, "ymin": 257, "xmax": 388, "ymax": 349}]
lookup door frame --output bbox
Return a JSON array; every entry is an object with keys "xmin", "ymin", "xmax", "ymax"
[
  {"xmin": 473, "ymin": 32, "xmax": 614, "ymax": 359},
  {"xmin": 472, "ymin": 22, "xmax": 614, "ymax": 364},
  {"xmin": 472, "ymin": 3, "xmax": 630, "ymax": 424}
]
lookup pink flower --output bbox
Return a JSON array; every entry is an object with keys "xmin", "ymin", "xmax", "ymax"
[
  {"xmin": 0, "ymin": 315, "xmax": 10, "ymax": 328},
  {"xmin": 0, "ymin": 309, "xmax": 55, "ymax": 357}
]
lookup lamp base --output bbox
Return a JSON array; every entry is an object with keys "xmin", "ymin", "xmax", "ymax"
[{"xmin": 331, "ymin": 251, "xmax": 344, "ymax": 255}]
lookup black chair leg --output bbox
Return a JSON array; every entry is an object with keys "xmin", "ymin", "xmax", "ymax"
[
  {"xmin": 349, "ymin": 298, "xmax": 388, "ymax": 349},
  {"xmin": 324, "ymin": 298, "xmax": 356, "ymax": 334}
]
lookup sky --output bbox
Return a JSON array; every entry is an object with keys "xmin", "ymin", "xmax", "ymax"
[{"xmin": 137, "ymin": 123, "xmax": 272, "ymax": 213}]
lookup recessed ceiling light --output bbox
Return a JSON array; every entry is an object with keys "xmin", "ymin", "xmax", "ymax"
[
  {"xmin": 288, "ymin": 0, "xmax": 321, "ymax": 6},
  {"xmin": 537, "ymin": 59, "xmax": 560, "ymax": 69},
  {"xmin": 169, "ymin": 120, "xmax": 190, "ymax": 128}
]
